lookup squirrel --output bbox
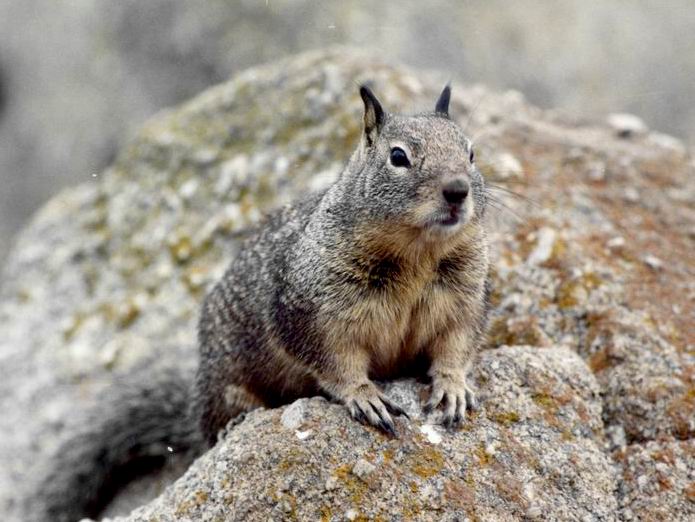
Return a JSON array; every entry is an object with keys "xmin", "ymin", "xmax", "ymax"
[{"xmin": 32, "ymin": 84, "xmax": 491, "ymax": 521}]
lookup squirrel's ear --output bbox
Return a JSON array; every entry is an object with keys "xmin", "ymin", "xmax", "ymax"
[
  {"xmin": 435, "ymin": 84, "xmax": 451, "ymax": 116},
  {"xmin": 359, "ymin": 85, "xmax": 385, "ymax": 146}
]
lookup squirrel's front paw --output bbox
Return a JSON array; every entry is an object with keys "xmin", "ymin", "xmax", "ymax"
[
  {"xmin": 343, "ymin": 382, "xmax": 408, "ymax": 436},
  {"xmin": 424, "ymin": 371, "xmax": 477, "ymax": 429}
]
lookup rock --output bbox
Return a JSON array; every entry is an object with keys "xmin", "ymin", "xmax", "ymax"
[
  {"xmin": 1, "ymin": 49, "xmax": 693, "ymax": 520},
  {"xmin": 280, "ymin": 399, "xmax": 309, "ymax": 431},
  {"xmin": 606, "ymin": 236, "xmax": 625, "ymax": 249},
  {"xmin": 615, "ymin": 440, "xmax": 695, "ymax": 520},
  {"xmin": 607, "ymin": 113, "xmax": 648, "ymax": 138},
  {"xmin": 643, "ymin": 254, "xmax": 664, "ymax": 271},
  {"xmin": 99, "ymin": 347, "xmax": 616, "ymax": 521},
  {"xmin": 526, "ymin": 227, "xmax": 557, "ymax": 265},
  {"xmin": 351, "ymin": 458, "xmax": 377, "ymax": 482},
  {"xmin": 487, "ymin": 152, "xmax": 524, "ymax": 180}
]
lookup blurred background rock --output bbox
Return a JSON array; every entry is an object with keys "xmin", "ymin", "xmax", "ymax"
[{"xmin": 0, "ymin": 0, "xmax": 693, "ymax": 268}]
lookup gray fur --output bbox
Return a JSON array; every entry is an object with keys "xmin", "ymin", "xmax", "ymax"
[
  {"xmin": 31, "ymin": 366, "xmax": 202, "ymax": 522},
  {"xmin": 33, "ymin": 85, "xmax": 491, "ymax": 520}
]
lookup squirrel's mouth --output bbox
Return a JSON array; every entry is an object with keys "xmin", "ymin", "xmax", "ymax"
[
  {"xmin": 433, "ymin": 204, "xmax": 462, "ymax": 227},
  {"xmin": 422, "ymin": 200, "xmax": 475, "ymax": 233}
]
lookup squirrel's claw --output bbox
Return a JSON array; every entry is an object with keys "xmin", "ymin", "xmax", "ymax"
[
  {"xmin": 425, "ymin": 376, "xmax": 476, "ymax": 431},
  {"xmin": 344, "ymin": 383, "xmax": 401, "ymax": 437},
  {"xmin": 379, "ymin": 394, "xmax": 410, "ymax": 419}
]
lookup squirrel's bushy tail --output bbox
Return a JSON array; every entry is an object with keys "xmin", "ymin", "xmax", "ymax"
[{"xmin": 30, "ymin": 367, "xmax": 203, "ymax": 522}]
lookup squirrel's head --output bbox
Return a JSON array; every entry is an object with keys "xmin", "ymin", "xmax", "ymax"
[{"xmin": 347, "ymin": 84, "xmax": 486, "ymax": 242}]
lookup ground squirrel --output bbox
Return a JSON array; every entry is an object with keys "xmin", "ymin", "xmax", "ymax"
[{"xmin": 34, "ymin": 84, "xmax": 491, "ymax": 521}]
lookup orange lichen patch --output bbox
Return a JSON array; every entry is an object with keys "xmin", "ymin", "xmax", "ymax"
[
  {"xmin": 174, "ymin": 490, "xmax": 209, "ymax": 517},
  {"xmin": 444, "ymin": 479, "xmax": 476, "ymax": 510},
  {"xmin": 532, "ymin": 393, "xmax": 558, "ymax": 411},
  {"xmin": 488, "ymin": 410, "xmax": 521, "ymax": 426},
  {"xmin": 555, "ymin": 271, "xmax": 602, "ymax": 310},
  {"xmin": 574, "ymin": 402, "xmax": 591, "ymax": 424},
  {"xmin": 487, "ymin": 316, "xmax": 551, "ymax": 348},
  {"xmin": 408, "ymin": 446, "xmax": 445, "ymax": 479},
  {"xmin": 505, "ymin": 124, "xmax": 695, "ymax": 352},
  {"xmin": 588, "ymin": 348, "xmax": 614, "ymax": 373},
  {"xmin": 512, "ymin": 217, "xmax": 555, "ymax": 261},
  {"xmin": 540, "ymin": 236, "xmax": 568, "ymax": 270},
  {"xmin": 665, "ymin": 386, "xmax": 695, "ymax": 439},
  {"xmin": 492, "ymin": 471, "xmax": 528, "ymax": 510},
  {"xmin": 319, "ymin": 505, "xmax": 332, "ymax": 522},
  {"xmin": 528, "ymin": 385, "xmax": 577, "ymax": 434},
  {"xmin": 332, "ymin": 463, "xmax": 368, "ymax": 504},
  {"xmin": 588, "ymin": 181, "xmax": 694, "ymax": 351},
  {"xmin": 656, "ymin": 472, "xmax": 674, "ymax": 491},
  {"xmin": 684, "ymin": 481, "xmax": 695, "ymax": 503},
  {"xmin": 583, "ymin": 310, "xmax": 622, "ymax": 350},
  {"xmin": 652, "ymin": 446, "xmax": 676, "ymax": 466},
  {"xmin": 474, "ymin": 443, "xmax": 493, "ymax": 467}
]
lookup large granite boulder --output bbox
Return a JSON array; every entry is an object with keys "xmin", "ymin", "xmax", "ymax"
[{"xmin": 1, "ymin": 49, "xmax": 693, "ymax": 520}]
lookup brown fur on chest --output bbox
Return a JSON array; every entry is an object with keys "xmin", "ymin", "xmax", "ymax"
[{"xmin": 323, "ymin": 224, "xmax": 487, "ymax": 378}]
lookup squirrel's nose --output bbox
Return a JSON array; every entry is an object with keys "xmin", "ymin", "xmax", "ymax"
[{"xmin": 442, "ymin": 179, "xmax": 469, "ymax": 205}]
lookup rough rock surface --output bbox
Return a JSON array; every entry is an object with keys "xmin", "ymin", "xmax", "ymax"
[
  {"xmin": 1, "ymin": 49, "xmax": 693, "ymax": 520},
  {"xmin": 106, "ymin": 347, "xmax": 616, "ymax": 521},
  {"xmin": 616, "ymin": 439, "xmax": 695, "ymax": 520}
]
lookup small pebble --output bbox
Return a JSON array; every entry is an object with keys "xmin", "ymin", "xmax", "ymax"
[
  {"xmin": 606, "ymin": 236, "xmax": 625, "ymax": 249},
  {"xmin": 607, "ymin": 113, "xmax": 648, "ymax": 138},
  {"xmin": 527, "ymin": 227, "xmax": 557, "ymax": 265},
  {"xmin": 295, "ymin": 429, "xmax": 313, "ymax": 440},
  {"xmin": 351, "ymin": 458, "xmax": 376, "ymax": 481},
  {"xmin": 587, "ymin": 161, "xmax": 606, "ymax": 181},
  {"xmin": 324, "ymin": 476, "xmax": 338, "ymax": 491},
  {"xmin": 643, "ymin": 255, "xmax": 663, "ymax": 271},
  {"xmin": 623, "ymin": 187, "xmax": 640, "ymax": 203},
  {"xmin": 178, "ymin": 179, "xmax": 199, "ymax": 200},
  {"xmin": 419, "ymin": 424, "xmax": 443, "ymax": 445},
  {"xmin": 281, "ymin": 400, "xmax": 307, "ymax": 430},
  {"xmin": 493, "ymin": 152, "xmax": 524, "ymax": 180}
]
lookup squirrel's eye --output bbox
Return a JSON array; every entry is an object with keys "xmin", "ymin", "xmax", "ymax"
[
  {"xmin": 469, "ymin": 148, "xmax": 475, "ymax": 164},
  {"xmin": 390, "ymin": 147, "xmax": 410, "ymax": 168}
]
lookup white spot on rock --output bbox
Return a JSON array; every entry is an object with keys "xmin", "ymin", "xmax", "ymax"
[
  {"xmin": 216, "ymin": 154, "xmax": 249, "ymax": 195},
  {"xmin": 485, "ymin": 441, "xmax": 498, "ymax": 456},
  {"xmin": 324, "ymin": 476, "xmax": 338, "ymax": 491},
  {"xmin": 607, "ymin": 113, "xmax": 648, "ymax": 138},
  {"xmin": 295, "ymin": 429, "xmax": 313, "ymax": 440},
  {"xmin": 179, "ymin": 179, "xmax": 199, "ymax": 200},
  {"xmin": 419, "ymin": 424, "xmax": 442, "ymax": 444},
  {"xmin": 606, "ymin": 236, "xmax": 625, "ymax": 249},
  {"xmin": 623, "ymin": 187, "xmax": 640, "ymax": 203},
  {"xmin": 274, "ymin": 156, "xmax": 289, "ymax": 176},
  {"xmin": 527, "ymin": 227, "xmax": 556, "ymax": 265},
  {"xmin": 351, "ymin": 458, "xmax": 376, "ymax": 481},
  {"xmin": 493, "ymin": 152, "xmax": 524, "ymax": 180},
  {"xmin": 643, "ymin": 255, "xmax": 663, "ymax": 271}
]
